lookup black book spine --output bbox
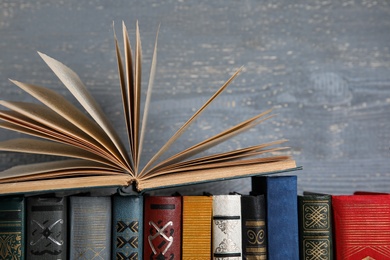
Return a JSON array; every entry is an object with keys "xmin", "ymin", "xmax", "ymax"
[
  {"xmin": 241, "ymin": 195, "xmax": 267, "ymax": 260},
  {"xmin": 26, "ymin": 196, "xmax": 67, "ymax": 260}
]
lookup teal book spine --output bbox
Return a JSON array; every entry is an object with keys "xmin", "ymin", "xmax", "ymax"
[
  {"xmin": 112, "ymin": 195, "xmax": 143, "ymax": 260},
  {"xmin": 0, "ymin": 196, "xmax": 25, "ymax": 260},
  {"xmin": 69, "ymin": 196, "xmax": 111, "ymax": 260},
  {"xmin": 298, "ymin": 194, "xmax": 333, "ymax": 260},
  {"xmin": 251, "ymin": 176, "xmax": 299, "ymax": 260},
  {"xmin": 26, "ymin": 196, "xmax": 67, "ymax": 260}
]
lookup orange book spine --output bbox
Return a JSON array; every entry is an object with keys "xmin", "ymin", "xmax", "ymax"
[{"xmin": 182, "ymin": 196, "xmax": 213, "ymax": 259}]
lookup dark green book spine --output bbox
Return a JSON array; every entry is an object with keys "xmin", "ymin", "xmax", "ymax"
[
  {"xmin": 0, "ymin": 196, "xmax": 25, "ymax": 260},
  {"xmin": 112, "ymin": 195, "xmax": 143, "ymax": 260},
  {"xmin": 298, "ymin": 194, "xmax": 333, "ymax": 260},
  {"xmin": 26, "ymin": 196, "xmax": 67, "ymax": 260},
  {"xmin": 241, "ymin": 195, "xmax": 267, "ymax": 260},
  {"xmin": 70, "ymin": 196, "xmax": 111, "ymax": 260}
]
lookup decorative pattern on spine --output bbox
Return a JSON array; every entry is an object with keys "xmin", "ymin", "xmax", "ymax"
[
  {"xmin": 69, "ymin": 196, "xmax": 111, "ymax": 260},
  {"xmin": 332, "ymin": 194, "xmax": 390, "ymax": 260},
  {"xmin": 212, "ymin": 194, "xmax": 242, "ymax": 260},
  {"xmin": 143, "ymin": 196, "xmax": 182, "ymax": 259},
  {"xmin": 0, "ymin": 196, "xmax": 25, "ymax": 260},
  {"xmin": 298, "ymin": 194, "xmax": 333, "ymax": 260},
  {"xmin": 112, "ymin": 195, "xmax": 143, "ymax": 260},
  {"xmin": 27, "ymin": 196, "xmax": 67, "ymax": 260},
  {"xmin": 241, "ymin": 195, "xmax": 267, "ymax": 260}
]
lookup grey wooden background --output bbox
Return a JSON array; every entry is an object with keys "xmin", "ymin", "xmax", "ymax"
[{"xmin": 1, "ymin": 0, "xmax": 389, "ymax": 195}]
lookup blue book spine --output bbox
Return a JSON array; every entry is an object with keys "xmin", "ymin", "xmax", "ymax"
[
  {"xmin": 112, "ymin": 195, "xmax": 143, "ymax": 260},
  {"xmin": 252, "ymin": 175, "xmax": 299, "ymax": 259}
]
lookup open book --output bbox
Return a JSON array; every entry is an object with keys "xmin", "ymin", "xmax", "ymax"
[{"xmin": 0, "ymin": 22, "xmax": 298, "ymax": 195}]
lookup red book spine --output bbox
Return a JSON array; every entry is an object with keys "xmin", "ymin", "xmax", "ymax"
[
  {"xmin": 143, "ymin": 196, "xmax": 182, "ymax": 259},
  {"xmin": 332, "ymin": 195, "xmax": 390, "ymax": 260}
]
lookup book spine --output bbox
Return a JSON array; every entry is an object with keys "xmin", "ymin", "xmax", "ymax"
[
  {"xmin": 69, "ymin": 196, "xmax": 111, "ymax": 260},
  {"xmin": 0, "ymin": 196, "xmax": 25, "ymax": 260},
  {"xmin": 26, "ymin": 196, "xmax": 67, "ymax": 260},
  {"xmin": 251, "ymin": 176, "xmax": 299, "ymax": 260},
  {"xmin": 112, "ymin": 195, "xmax": 143, "ymax": 260},
  {"xmin": 241, "ymin": 195, "xmax": 267, "ymax": 260},
  {"xmin": 212, "ymin": 194, "xmax": 242, "ymax": 260},
  {"xmin": 143, "ymin": 196, "xmax": 182, "ymax": 259},
  {"xmin": 332, "ymin": 194, "xmax": 390, "ymax": 259},
  {"xmin": 298, "ymin": 194, "xmax": 333, "ymax": 260},
  {"xmin": 182, "ymin": 196, "xmax": 212, "ymax": 259}
]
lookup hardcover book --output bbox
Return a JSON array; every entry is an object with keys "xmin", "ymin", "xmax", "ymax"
[
  {"xmin": 0, "ymin": 196, "xmax": 25, "ymax": 260},
  {"xmin": 112, "ymin": 195, "xmax": 143, "ymax": 260},
  {"xmin": 332, "ymin": 194, "xmax": 390, "ymax": 259},
  {"xmin": 182, "ymin": 195, "xmax": 213, "ymax": 259},
  {"xmin": 251, "ymin": 176, "xmax": 299, "ymax": 260},
  {"xmin": 298, "ymin": 193, "xmax": 333, "ymax": 260},
  {"xmin": 26, "ymin": 196, "xmax": 67, "ymax": 260},
  {"xmin": 212, "ymin": 194, "xmax": 242, "ymax": 260},
  {"xmin": 0, "ymin": 21, "xmax": 298, "ymax": 195},
  {"xmin": 69, "ymin": 196, "xmax": 111, "ymax": 260},
  {"xmin": 143, "ymin": 196, "xmax": 182, "ymax": 259},
  {"xmin": 241, "ymin": 195, "xmax": 267, "ymax": 260}
]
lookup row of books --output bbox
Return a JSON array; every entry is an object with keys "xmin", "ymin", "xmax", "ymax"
[{"xmin": 1, "ymin": 175, "xmax": 390, "ymax": 260}]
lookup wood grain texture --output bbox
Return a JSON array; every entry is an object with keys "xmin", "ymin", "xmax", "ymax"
[{"xmin": 1, "ymin": 0, "xmax": 389, "ymax": 195}]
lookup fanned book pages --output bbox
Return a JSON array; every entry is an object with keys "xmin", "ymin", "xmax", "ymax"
[{"xmin": 0, "ymin": 22, "xmax": 298, "ymax": 195}]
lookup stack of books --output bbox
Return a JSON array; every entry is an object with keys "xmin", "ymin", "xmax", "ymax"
[
  {"xmin": 2, "ymin": 176, "xmax": 390, "ymax": 259},
  {"xmin": 0, "ymin": 175, "xmax": 299, "ymax": 260}
]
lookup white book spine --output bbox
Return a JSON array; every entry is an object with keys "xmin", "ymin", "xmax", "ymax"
[{"xmin": 212, "ymin": 194, "xmax": 242, "ymax": 260}]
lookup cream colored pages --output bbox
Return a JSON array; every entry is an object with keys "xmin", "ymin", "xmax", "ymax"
[
  {"xmin": 137, "ymin": 159, "xmax": 297, "ymax": 191},
  {"xmin": 142, "ymin": 109, "xmax": 274, "ymax": 177},
  {"xmin": 0, "ymin": 22, "xmax": 297, "ymax": 194},
  {"xmin": 0, "ymin": 139, "xmax": 117, "ymax": 168},
  {"xmin": 139, "ymin": 67, "xmax": 244, "ymax": 176},
  {"xmin": 0, "ymin": 175, "xmax": 131, "ymax": 195},
  {"xmin": 0, "ymin": 159, "xmax": 120, "ymax": 181},
  {"xmin": 8, "ymin": 80, "xmax": 129, "ymax": 168},
  {"xmin": 38, "ymin": 53, "xmax": 131, "ymax": 169},
  {"xmin": 154, "ymin": 143, "xmax": 289, "ymax": 173}
]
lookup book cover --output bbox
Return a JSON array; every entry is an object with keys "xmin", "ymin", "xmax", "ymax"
[
  {"xmin": 182, "ymin": 195, "xmax": 213, "ymax": 259},
  {"xmin": 212, "ymin": 194, "xmax": 242, "ymax": 260},
  {"xmin": 69, "ymin": 196, "xmax": 111, "ymax": 260},
  {"xmin": 26, "ymin": 196, "xmax": 67, "ymax": 260},
  {"xmin": 251, "ymin": 175, "xmax": 299, "ymax": 260},
  {"xmin": 298, "ymin": 194, "xmax": 333, "ymax": 260},
  {"xmin": 0, "ymin": 196, "xmax": 25, "ymax": 260},
  {"xmin": 143, "ymin": 196, "xmax": 182, "ymax": 259},
  {"xmin": 112, "ymin": 195, "xmax": 143, "ymax": 260},
  {"xmin": 332, "ymin": 194, "xmax": 390, "ymax": 259},
  {"xmin": 241, "ymin": 195, "xmax": 267, "ymax": 260},
  {"xmin": 0, "ymin": 21, "xmax": 297, "ymax": 195}
]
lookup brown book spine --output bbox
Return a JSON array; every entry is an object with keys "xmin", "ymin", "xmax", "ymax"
[{"xmin": 143, "ymin": 196, "xmax": 182, "ymax": 259}]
